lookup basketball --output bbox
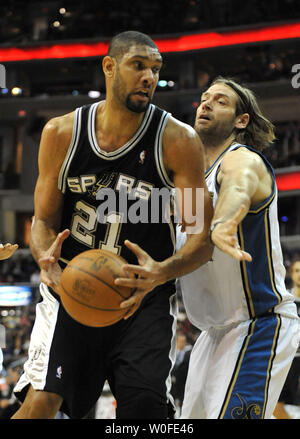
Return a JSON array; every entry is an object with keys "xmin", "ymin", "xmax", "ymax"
[{"xmin": 59, "ymin": 249, "xmax": 134, "ymax": 327}]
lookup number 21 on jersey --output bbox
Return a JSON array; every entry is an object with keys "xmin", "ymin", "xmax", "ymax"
[{"xmin": 71, "ymin": 200, "xmax": 123, "ymax": 255}]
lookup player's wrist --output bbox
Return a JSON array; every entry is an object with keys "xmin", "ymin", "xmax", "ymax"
[
  {"xmin": 157, "ymin": 260, "xmax": 174, "ymax": 285},
  {"xmin": 209, "ymin": 220, "xmax": 225, "ymax": 243}
]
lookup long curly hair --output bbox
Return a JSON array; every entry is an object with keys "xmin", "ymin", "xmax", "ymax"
[{"xmin": 211, "ymin": 76, "xmax": 276, "ymax": 151}]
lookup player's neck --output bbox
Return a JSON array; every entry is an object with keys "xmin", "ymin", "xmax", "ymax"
[
  {"xmin": 204, "ymin": 135, "xmax": 236, "ymax": 170},
  {"xmin": 96, "ymin": 99, "xmax": 145, "ymax": 151}
]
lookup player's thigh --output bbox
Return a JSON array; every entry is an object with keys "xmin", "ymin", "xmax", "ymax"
[
  {"xmin": 12, "ymin": 385, "xmax": 63, "ymax": 419},
  {"xmin": 110, "ymin": 290, "xmax": 177, "ymax": 417}
]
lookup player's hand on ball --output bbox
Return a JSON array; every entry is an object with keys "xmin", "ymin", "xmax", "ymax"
[
  {"xmin": 0, "ymin": 243, "xmax": 19, "ymax": 260},
  {"xmin": 115, "ymin": 240, "xmax": 166, "ymax": 319},
  {"xmin": 38, "ymin": 229, "xmax": 70, "ymax": 293}
]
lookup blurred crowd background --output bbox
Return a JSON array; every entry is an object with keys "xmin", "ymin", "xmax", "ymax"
[{"xmin": 0, "ymin": 0, "xmax": 300, "ymax": 419}]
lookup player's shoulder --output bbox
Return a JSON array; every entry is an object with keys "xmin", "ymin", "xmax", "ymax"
[
  {"xmin": 224, "ymin": 145, "xmax": 265, "ymax": 168},
  {"xmin": 222, "ymin": 145, "xmax": 271, "ymax": 180},
  {"xmin": 164, "ymin": 114, "xmax": 198, "ymax": 141},
  {"xmin": 39, "ymin": 110, "xmax": 76, "ymax": 166},
  {"xmin": 162, "ymin": 115, "xmax": 204, "ymax": 171},
  {"xmin": 43, "ymin": 110, "xmax": 75, "ymax": 141},
  {"xmin": 163, "ymin": 115, "xmax": 201, "ymax": 157}
]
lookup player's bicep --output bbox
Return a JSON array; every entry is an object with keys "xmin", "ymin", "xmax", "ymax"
[
  {"xmin": 218, "ymin": 150, "xmax": 261, "ymax": 199},
  {"xmin": 33, "ymin": 119, "xmax": 65, "ymax": 228},
  {"xmin": 163, "ymin": 122, "xmax": 212, "ymax": 232}
]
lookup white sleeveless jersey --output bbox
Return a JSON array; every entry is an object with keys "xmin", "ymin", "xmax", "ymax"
[{"xmin": 177, "ymin": 144, "xmax": 298, "ymax": 330}]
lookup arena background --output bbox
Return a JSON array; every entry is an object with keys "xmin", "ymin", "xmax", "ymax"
[{"xmin": 0, "ymin": 0, "xmax": 299, "ymax": 419}]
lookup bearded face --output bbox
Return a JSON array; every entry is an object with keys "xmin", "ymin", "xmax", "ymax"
[
  {"xmin": 194, "ymin": 83, "xmax": 242, "ymax": 147},
  {"xmin": 110, "ymin": 46, "xmax": 162, "ymax": 114},
  {"xmin": 112, "ymin": 68, "xmax": 151, "ymax": 113}
]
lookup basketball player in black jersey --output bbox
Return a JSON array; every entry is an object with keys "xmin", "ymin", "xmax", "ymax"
[{"xmin": 12, "ymin": 31, "xmax": 213, "ymax": 419}]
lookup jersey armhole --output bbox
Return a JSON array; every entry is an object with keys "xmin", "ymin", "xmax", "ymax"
[
  {"xmin": 214, "ymin": 144, "xmax": 276, "ymax": 214},
  {"xmin": 154, "ymin": 111, "xmax": 174, "ymax": 189},
  {"xmin": 58, "ymin": 107, "xmax": 82, "ymax": 193}
]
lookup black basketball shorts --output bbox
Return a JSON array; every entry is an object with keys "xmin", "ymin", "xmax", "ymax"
[{"xmin": 14, "ymin": 282, "xmax": 177, "ymax": 419}]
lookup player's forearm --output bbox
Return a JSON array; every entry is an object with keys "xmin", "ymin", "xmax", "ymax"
[
  {"xmin": 160, "ymin": 189, "xmax": 214, "ymax": 281},
  {"xmin": 160, "ymin": 233, "xmax": 213, "ymax": 282},
  {"xmin": 29, "ymin": 218, "xmax": 59, "ymax": 265},
  {"xmin": 212, "ymin": 184, "xmax": 251, "ymax": 224}
]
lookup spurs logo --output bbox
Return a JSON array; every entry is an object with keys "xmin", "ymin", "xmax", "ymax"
[
  {"xmin": 88, "ymin": 172, "xmax": 118, "ymax": 198},
  {"xmin": 230, "ymin": 393, "xmax": 262, "ymax": 419}
]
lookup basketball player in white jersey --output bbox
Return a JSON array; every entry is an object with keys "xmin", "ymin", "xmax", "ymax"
[
  {"xmin": 0, "ymin": 242, "xmax": 18, "ymax": 372},
  {"xmin": 177, "ymin": 77, "xmax": 300, "ymax": 419}
]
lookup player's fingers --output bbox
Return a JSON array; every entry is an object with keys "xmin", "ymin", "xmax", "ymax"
[
  {"xmin": 122, "ymin": 303, "xmax": 140, "ymax": 319},
  {"xmin": 115, "ymin": 276, "xmax": 153, "ymax": 289},
  {"xmin": 124, "ymin": 306, "xmax": 140, "ymax": 319},
  {"xmin": 55, "ymin": 229, "xmax": 70, "ymax": 248},
  {"xmin": 124, "ymin": 240, "xmax": 149, "ymax": 262},
  {"xmin": 120, "ymin": 291, "xmax": 146, "ymax": 317},
  {"xmin": 122, "ymin": 264, "xmax": 149, "ymax": 277},
  {"xmin": 47, "ymin": 230, "xmax": 70, "ymax": 260},
  {"xmin": 1, "ymin": 243, "xmax": 18, "ymax": 251},
  {"xmin": 120, "ymin": 293, "xmax": 142, "ymax": 309},
  {"xmin": 122, "ymin": 266, "xmax": 135, "ymax": 279},
  {"xmin": 223, "ymin": 244, "xmax": 252, "ymax": 262},
  {"xmin": 239, "ymin": 250, "xmax": 252, "ymax": 262},
  {"xmin": 38, "ymin": 255, "xmax": 56, "ymax": 269}
]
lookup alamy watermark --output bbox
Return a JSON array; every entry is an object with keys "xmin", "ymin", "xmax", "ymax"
[
  {"xmin": 291, "ymin": 64, "xmax": 300, "ymax": 89},
  {"xmin": 96, "ymin": 187, "xmax": 205, "ymax": 235},
  {"xmin": 0, "ymin": 64, "xmax": 6, "ymax": 89}
]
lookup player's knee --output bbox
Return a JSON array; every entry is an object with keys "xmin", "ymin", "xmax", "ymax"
[{"xmin": 116, "ymin": 387, "xmax": 168, "ymax": 419}]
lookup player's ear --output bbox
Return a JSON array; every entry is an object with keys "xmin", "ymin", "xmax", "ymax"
[
  {"xmin": 235, "ymin": 113, "xmax": 249, "ymax": 130},
  {"xmin": 102, "ymin": 56, "xmax": 116, "ymax": 79}
]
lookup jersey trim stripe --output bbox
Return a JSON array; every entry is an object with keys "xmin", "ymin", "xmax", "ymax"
[
  {"xmin": 264, "ymin": 209, "xmax": 283, "ymax": 304},
  {"xmin": 168, "ymin": 221, "xmax": 176, "ymax": 255},
  {"xmin": 218, "ymin": 315, "xmax": 281, "ymax": 419},
  {"xmin": 154, "ymin": 111, "xmax": 174, "ymax": 189},
  {"xmin": 248, "ymin": 192, "xmax": 275, "ymax": 214},
  {"xmin": 238, "ymin": 208, "xmax": 283, "ymax": 319},
  {"xmin": 218, "ymin": 318, "xmax": 255, "ymax": 418},
  {"xmin": 165, "ymin": 293, "xmax": 178, "ymax": 412},
  {"xmin": 238, "ymin": 226, "xmax": 255, "ymax": 319},
  {"xmin": 262, "ymin": 315, "xmax": 281, "ymax": 417},
  {"xmin": 205, "ymin": 143, "xmax": 235, "ymax": 178},
  {"xmin": 58, "ymin": 107, "xmax": 82, "ymax": 193},
  {"xmin": 87, "ymin": 102, "xmax": 155, "ymax": 160}
]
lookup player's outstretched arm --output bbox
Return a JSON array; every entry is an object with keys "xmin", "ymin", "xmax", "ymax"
[
  {"xmin": 0, "ymin": 243, "xmax": 18, "ymax": 260},
  {"xmin": 210, "ymin": 147, "xmax": 273, "ymax": 261}
]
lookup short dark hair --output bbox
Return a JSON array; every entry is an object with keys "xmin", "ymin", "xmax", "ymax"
[
  {"xmin": 211, "ymin": 76, "xmax": 276, "ymax": 151},
  {"xmin": 107, "ymin": 30, "xmax": 159, "ymax": 62}
]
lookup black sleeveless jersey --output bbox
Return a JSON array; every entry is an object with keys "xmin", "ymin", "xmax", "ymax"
[{"xmin": 58, "ymin": 102, "xmax": 176, "ymax": 274}]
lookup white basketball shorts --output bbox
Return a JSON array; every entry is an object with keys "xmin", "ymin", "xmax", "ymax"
[{"xmin": 181, "ymin": 314, "xmax": 300, "ymax": 419}]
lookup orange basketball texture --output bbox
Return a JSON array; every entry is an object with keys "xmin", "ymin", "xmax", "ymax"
[{"xmin": 59, "ymin": 249, "xmax": 133, "ymax": 327}]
